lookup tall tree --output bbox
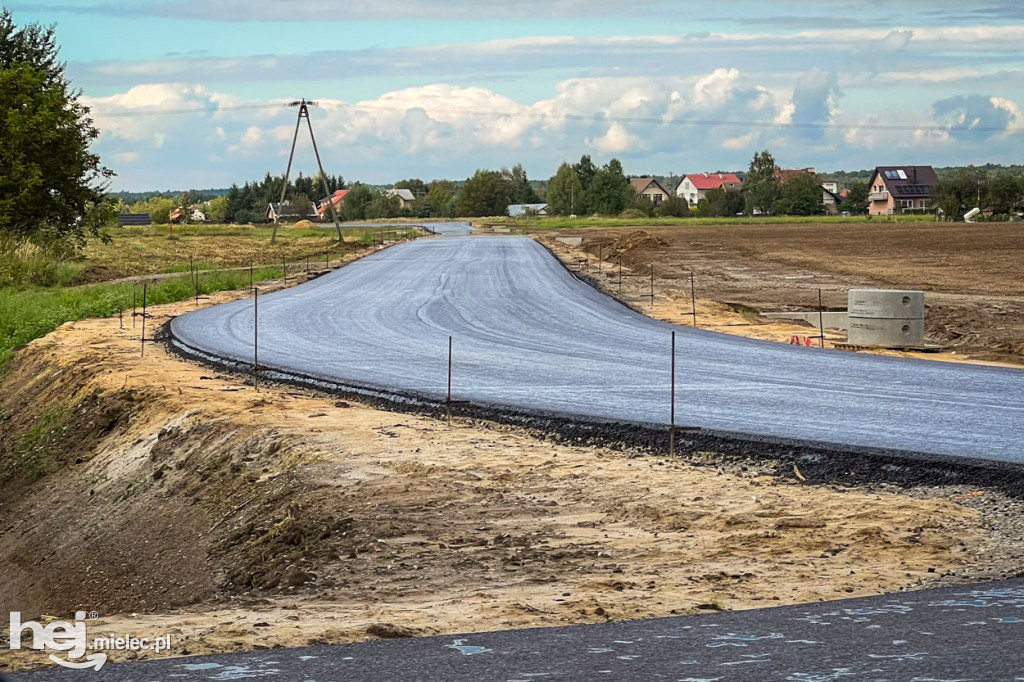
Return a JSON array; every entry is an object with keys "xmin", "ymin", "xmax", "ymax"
[
  {"xmin": 585, "ymin": 159, "xmax": 631, "ymax": 215},
  {"xmin": 931, "ymin": 167, "xmax": 986, "ymax": 220},
  {"xmin": 457, "ymin": 170, "xmax": 511, "ymax": 217},
  {"xmin": 743, "ymin": 149, "xmax": 780, "ymax": 216},
  {"xmin": 503, "ymin": 164, "xmax": 541, "ymax": 205},
  {"xmin": 573, "ymin": 154, "xmax": 598, "ymax": 191},
  {"xmin": 340, "ymin": 184, "xmax": 373, "ymax": 221},
  {"xmin": 394, "ymin": 178, "xmax": 427, "ymax": 196},
  {"xmin": 0, "ymin": 10, "xmax": 64, "ymax": 84},
  {"xmin": 985, "ymin": 175, "xmax": 1024, "ymax": 217},
  {"xmin": 546, "ymin": 162, "xmax": 584, "ymax": 216},
  {"xmin": 0, "ymin": 12, "xmax": 113, "ymax": 246},
  {"xmin": 0, "ymin": 64, "xmax": 113, "ymax": 245},
  {"xmin": 697, "ymin": 188, "xmax": 744, "ymax": 217},
  {"xmin": 425, "ymin": 181, "xmax": 455, "ymax": 218},
  {"xmin": 842, "ymin": 181, "xmax": 870, "ymax": 215}
]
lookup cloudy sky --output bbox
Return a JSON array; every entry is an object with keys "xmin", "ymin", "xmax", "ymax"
[{"xmin": 14, "ymin": 0, "xmax": 1024, "ymax": 190}]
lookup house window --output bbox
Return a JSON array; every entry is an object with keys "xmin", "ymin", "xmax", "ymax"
[{"xmin": 898, "ymin": 200, "xmax": 913, "ymax": 208}]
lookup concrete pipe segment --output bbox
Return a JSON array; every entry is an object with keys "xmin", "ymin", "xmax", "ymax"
[
  {"xmin": 848, "ymin": 289, "xmax": 927, "ymax": 348},
  {"xmin": 169, "ymin": 236, "xmax": 1024, "ymax": 464}
]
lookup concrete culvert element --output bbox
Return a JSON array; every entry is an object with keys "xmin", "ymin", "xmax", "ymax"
[{"xmin": 848, "ymin": 289, "xmax": 926, "ymax": 348}]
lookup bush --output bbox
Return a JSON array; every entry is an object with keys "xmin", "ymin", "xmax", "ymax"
[{"xmin": 0, "ymin": 237, "xmax": 81, "ymax": 288}]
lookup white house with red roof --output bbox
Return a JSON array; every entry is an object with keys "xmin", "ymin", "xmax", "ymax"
[
  {"xmin": 675, "ymin": 172, "xmax": 743, "ymax": 205},
  {"xmin": 316, "ymin": 189, "xmax": 350, "ymax": 217}
]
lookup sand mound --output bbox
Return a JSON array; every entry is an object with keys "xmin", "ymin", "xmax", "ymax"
[
  {"xmin": 609, "ymin": 230, "xmax": 668, "ymax": 255},
  {"xmin": 293, "ymin": 219, "xmax": 318, "ymax": 229}
]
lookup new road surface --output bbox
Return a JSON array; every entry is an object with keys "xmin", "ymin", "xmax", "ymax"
[
  {"xmin": 169, "ymin": 235, "xmax": 1024, "ymax": 463},
  {"xmin": 14, "ymin": 578, "xmax": 1024, "ymax": 680}
]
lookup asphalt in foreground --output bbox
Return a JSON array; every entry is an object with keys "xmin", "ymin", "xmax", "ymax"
[{"xmin": 14, "ymin": 578, "xmax": 1024, "ymax": 681}]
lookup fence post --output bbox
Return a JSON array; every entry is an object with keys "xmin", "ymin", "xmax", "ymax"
[
  {"xmin": 253, "ymin": 287, "xmax": 259, "ymax": 392},
  {"xmin": 670, "ymin": 331, "xmax": 676, "ymax": 456},
  {"xmin": 140, "ymin": 282, "xmax": 148, "ymax": 358},
  {"xmin": 618, "ymin": 257, "xmax": 622, "ymax": 294},
  {"xmin": 447, "ymin": 336, "xmax": 453, "ymax": 426},
  {"xmin": 132, "ymin": 288, "xmax": 137, "ymax": 329},
  {"xmin": 818, "ymin": 288, "xmax": 825, "ymax": 349},
  {"xmin": 650, "ymin": 263, "xmax": 654, "ymax": 307},
  {"xmin": 249, "ymin": 260, "xmax": 254, "ymax": 291},
  {"xmin": 690, "ymin": 271, "xmax": 697, "ymax": 326}
]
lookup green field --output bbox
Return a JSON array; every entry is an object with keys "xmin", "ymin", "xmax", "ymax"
[{"xmin": 0, "ymin": 223, "xmax": 421, "ymax": 370}]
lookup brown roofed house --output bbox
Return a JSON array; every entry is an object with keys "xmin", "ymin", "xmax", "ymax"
[
  {"xmin": 629, "ymin": 177, "xmax": 673, "ymax": 206},
  {"xmin": 866, "ymin": 166, "xmax": 938, "ymax": 216}
]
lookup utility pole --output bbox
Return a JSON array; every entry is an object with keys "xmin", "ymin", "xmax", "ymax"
[{"xmin": 271, "ymin": 99, "xmax": 343, "ymax": 245}]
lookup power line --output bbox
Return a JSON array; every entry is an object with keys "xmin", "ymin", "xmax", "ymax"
[{"xmin": 89, "ymin": 100, "xmax": 1015, "ymax": 134}]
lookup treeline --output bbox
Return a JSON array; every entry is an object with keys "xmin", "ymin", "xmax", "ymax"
[
  {"xmin": 931, "ymin": 168, "xmax": 1024, "ymax": 220},
  {"xmin": 119, "ymin": 155, "xmax": 1024, "ymax": 226}
]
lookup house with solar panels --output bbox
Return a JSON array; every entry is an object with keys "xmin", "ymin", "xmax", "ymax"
[{"xmin": 867, "ymin": 166, "xmax": 938, "ymax": 216}]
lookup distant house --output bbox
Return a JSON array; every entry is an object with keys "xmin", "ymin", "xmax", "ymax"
[
  {"xmin": 775, "ymin": 167, "xmax": 816, "ymax": 184},
  {"xmin": 507, "ymin": 203, "xmax": 548, "ymax": 217},
  {"xmin": 169, "ymin": 205, "xmax": 206, "ymax": 224},
  {"xmin": 387, "ymin": 188, "xmax": 416, "ymax": 210},
  {"xmin": 822, "ymin": 186, "xmax": 844, "ymax": 216},
  {"xmin": 866, "ymin": 166, "xmax": 938, "ymax": 215},
  {"xmin": 267, "ymin": 200, "xmax": 318, "ymax": 223},
  {"xmin": 630, "ymin": 178, "xmax": 673, "ymax": 206},
  {"xmin": 316, "ymin": 190, "xmax": 350, "ymax": 218},
  {"xmin": 674, "ymin": 173, "xmax": 742, "ymax": 206}
]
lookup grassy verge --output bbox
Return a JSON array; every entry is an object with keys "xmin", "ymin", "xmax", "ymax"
[
  {"xmin": 484, "ymin": 214, "xmax": 938, "ymax": 230},
  {"xmin": 0, "ymin": 266, "xmax": 281, "ymax": 369}
]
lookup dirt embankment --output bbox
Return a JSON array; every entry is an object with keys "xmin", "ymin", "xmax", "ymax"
[
  {"xmin": 538, "ymin": 224, "xmax": 1024, "ymax": 367},
  {"xmin": 2, "ymin": 285, "xmax": 1024, "ymax": 671}
]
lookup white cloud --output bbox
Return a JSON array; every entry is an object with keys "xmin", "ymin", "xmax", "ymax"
[{"xmin": 588, "ymin": 122, "xmax": 640, "ymax": 154}]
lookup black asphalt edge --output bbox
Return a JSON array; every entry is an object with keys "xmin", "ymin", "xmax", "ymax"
[{"xmin": 161, "ymin": 322, "xmax": 1024, "ymax": 499}]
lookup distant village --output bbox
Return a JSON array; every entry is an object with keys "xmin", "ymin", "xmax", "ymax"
[{"xmin": 115, "ymin": 153, "xmax": 1022, "ymax": 226}]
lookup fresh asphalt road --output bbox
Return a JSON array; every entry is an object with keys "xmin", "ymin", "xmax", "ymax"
[
  {"xmin": 14, "ymin": 579, "xmax": 1024, "ymax": 680},
  {"xmin": 169, "ymin": 235, "xmax": 1024, "ymax": 463}
]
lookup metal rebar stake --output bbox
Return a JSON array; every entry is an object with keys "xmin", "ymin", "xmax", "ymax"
[
  {"xmin": 447, "ymin": 336, "xmax": 453, "ymax": 426},
  {"xmin": 818, "ymin": 288, "xmax": 825, "ymax": 349},
  {"xmin": 253, "ymin": 287, "xmax": 259, "ymax": 392},
  {"xmin": 690, "ymin": 271, "xmax": 697, "ymax": 326},
  {"xmin": 670, "ymin": 331, "xmax": 676, "ymax": 456},
  {"xmin": 140, "ymin": 282, "xmax": 148, "ymax": 358}
]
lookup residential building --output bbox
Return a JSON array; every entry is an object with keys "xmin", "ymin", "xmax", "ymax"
[
  {"xmin": 674, "ymin": 173, "xmax": 742, "ymax": 205},
  {"xmin": 388, "ymin": 188, "xmax": 416, "ymax": 210},
  {"xmin": 169, "ymin": 205, "xmax": 207, "ymax": 224},
  {"xmin": 775, "ymin": 167, "xmax": 816, "ymax": 184},
  {"xmin": 267, "ymin": 200, "xmax": 318, "ymax": 223},
  {"xmin": 822, "ymin": 186, "xmax": 844, "ymax": 216},
  {"xmin": 316, "ymin": 189, "xmax": 350, "ymax": 218},
  {"xmin": 866, "ymin": 166, "xmax": 938, "ymax": 215},
  {"xmin": 630, "ymin": 177, "xmax": 673, "ymax": 206},
  {"xmin": 508, "ymin": 203, "xmax": 548, "ymax": 217}
]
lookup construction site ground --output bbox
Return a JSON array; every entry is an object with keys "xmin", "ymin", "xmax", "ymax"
[
  {"xmin": 531, "ymin": 221, "xmax": 1024, "ymax": 367},
  {"xmin": 3, "ymin": 265, "xmax": 1024, "ymax": 671}
]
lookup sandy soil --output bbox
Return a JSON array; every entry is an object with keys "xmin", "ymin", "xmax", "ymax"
[
  {"xmin": 537, "ymin": 226, "xmax": 1024, "ymax": 368},
  {"xmin": 0, "ymin": 262, "xmax": 1019, "ymax": 672}
]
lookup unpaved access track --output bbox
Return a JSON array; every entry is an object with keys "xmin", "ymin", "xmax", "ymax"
[{"xmin": 3, "ymin": 270, "xmax": 1024, "ymax": 671}]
